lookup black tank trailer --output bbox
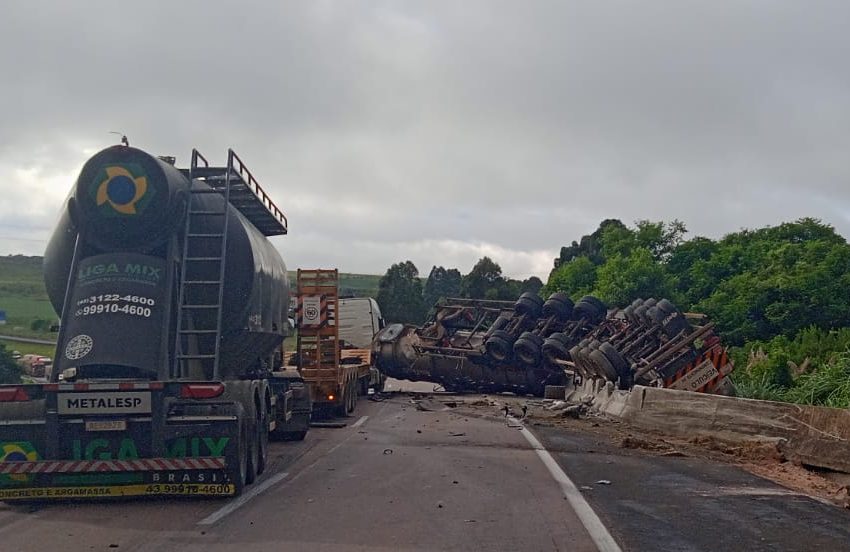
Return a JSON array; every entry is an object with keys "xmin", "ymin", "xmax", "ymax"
[{"xmin": 0, "ymin": 145, "xmax": 310, "ymax": 502}]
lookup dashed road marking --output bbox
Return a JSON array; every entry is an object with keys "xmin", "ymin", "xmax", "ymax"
[
  {"xmin": 510, "ymin": 416, "xmax": 622, "ymax": 552},
  {"xmin": 352, "ymin": 415, "xmax": 369, "ymax": 428},
  {"xmin": 198, "ymin": 471, "xmax": 289, "ymax": 526}
]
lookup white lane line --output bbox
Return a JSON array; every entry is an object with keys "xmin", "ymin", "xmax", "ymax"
[
  {"xmin": 509, "ymin": 416, "xmax": 622, "ymax": 552},
  {"xmin": 198, "ymin": 471, "xmax": 289, "ymax": 526},
  {"xmin": 351, "ymin": 415, "xmax": 369, "ymax": 428}
]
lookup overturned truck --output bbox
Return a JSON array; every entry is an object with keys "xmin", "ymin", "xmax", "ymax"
[{"xmin": 372, "ymin": 293, "xmax": 734, "ymax": 397}]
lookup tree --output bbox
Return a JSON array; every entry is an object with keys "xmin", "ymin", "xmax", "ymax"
[
  {"xmin": 542, "ymin": 256, "xmax": 598, "ymax": 297},
  {"xmin": 0, "ymin": 343, "xmax": 22, "ymax": 384},
  {"xmin": 593, "ymin": 248, "xmax": 674, "ymax": 307},
  {"xmin": 666, "ymin": 236, "xmax": 718, "ymax": 307},
  {"xmin": 422, "ymin": 266, "xmax": 462, "ymax": 309},
  {"xmin": 600, "ymin": 219, "xmax": 687, "ymax": 261},
  {"xmin": 462, "ymin": 257, "xmax": 505, "ymax": 299},
  {"xmin": 554, "ymin": 219, "xmax": 625, "ymax": 268},
  {"xmin": 376, "ymin": 261, "xmax": 426, "ymax": 324}
]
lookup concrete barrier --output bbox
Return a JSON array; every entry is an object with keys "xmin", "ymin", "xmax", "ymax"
[{"xmin": 568, "ymin": 379, "xmax": 850, "ymax": 473}]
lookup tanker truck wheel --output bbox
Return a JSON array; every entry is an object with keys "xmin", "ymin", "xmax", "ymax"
[
  {"xmin": 228, "ymin": 416, "xmax": 249, "ymax": 497},
  {"xmin": 256, "ymin": 388, "xmax": 270, "ymax": 476},
  {"xmin": 245, "ymin": 404, "xmax": 260, "ymax": 485}
]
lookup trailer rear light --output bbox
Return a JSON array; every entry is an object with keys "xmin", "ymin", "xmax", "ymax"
[
  {"xmin": 0, "ymin": 387, "xmax": 30, "ymax": 402},
  {"xmin": 180, "ymin": 383, "xmax": 225, "ymax": 399}
]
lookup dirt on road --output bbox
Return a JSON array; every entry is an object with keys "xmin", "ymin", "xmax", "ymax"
[{"xmin": 405, "ymin": 392, "xmax": 850, "ymax": 510}]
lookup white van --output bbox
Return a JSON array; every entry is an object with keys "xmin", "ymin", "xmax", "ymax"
[{"xmin": 338, "ymin": 297, "xmax": 385, "ymax": 348}]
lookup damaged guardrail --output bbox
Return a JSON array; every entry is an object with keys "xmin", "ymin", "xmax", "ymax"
[{"xmin": 372, "ymin": 293, "xmax": 734, "ymax": 397}]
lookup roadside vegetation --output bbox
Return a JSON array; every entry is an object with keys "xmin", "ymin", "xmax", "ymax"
[{"xmin": 0, "ymin": 343, "xmax": 23, "ymax": 384}]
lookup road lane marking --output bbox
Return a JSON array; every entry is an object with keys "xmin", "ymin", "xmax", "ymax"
[
  {"xmin": 352, "ymin": 415, "xmax": 369, "ymax": 428},
  {"xmin": 197, "ymin": 471, "xmax": 289, "ymax": 526},
  {"xmin": 510, "ymin": 416, "xmax": 622, "ymax": 552}
]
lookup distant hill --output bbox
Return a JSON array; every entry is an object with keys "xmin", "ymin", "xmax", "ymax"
[{"xmin": 0, "ymin": 255, "xmax": 381, "ymax": 337}]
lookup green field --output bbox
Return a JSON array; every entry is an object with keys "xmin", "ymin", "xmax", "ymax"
[
  {"xmin": 0, "ymin": 339, "xmax": 55, "ymax": 358},
  {"xmin": 0, "ymin": 256, "xmax": 56, "ymax": 338},
  {"xmin": 0, "ymin": 255, "xmax": 381, "ymax": 339}
]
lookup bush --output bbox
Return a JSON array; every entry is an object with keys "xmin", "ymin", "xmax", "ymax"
[{"xmin": 0, "ymin": 344, "xmax": 22, "ymax": 384}]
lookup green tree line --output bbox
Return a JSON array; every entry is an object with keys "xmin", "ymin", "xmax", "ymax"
[{"xmin": 376, "ymin": 258, "xmax": 542, "ymax": 324}]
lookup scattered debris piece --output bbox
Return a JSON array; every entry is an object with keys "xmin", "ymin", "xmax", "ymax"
[
  {"xmin": 596, "ymin": 480, "xmax": 612, "ymax": 485},
  {"xmin": 448, "ymin": 432, "xmax": 466, "ymax": 437},
  {"xmin": 383, "ymin": 449, "xmax": 393, "ymax": 455}
]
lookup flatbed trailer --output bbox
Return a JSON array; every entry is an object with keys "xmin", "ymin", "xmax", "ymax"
[{"xmin": 293, "ymin": 270, "xmax": 371, "ymax": 417}]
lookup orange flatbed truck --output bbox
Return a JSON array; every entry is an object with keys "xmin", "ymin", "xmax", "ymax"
[{"xmin": 292, "ymin": 269, "xmax": 372, "ymax": 417}]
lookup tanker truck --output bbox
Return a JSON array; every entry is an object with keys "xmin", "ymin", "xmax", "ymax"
[{"xmin": 0, "ymin": 144, "xmax": 310, "ymax": 501}]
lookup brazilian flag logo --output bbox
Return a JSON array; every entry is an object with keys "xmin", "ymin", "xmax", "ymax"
[
  {"xmin": 0, "ymin": 442, "xmax": 39, "ymax": 483},
  {"xmin": 91, "ymin": 163, "xmax": 154, "ymax": 216}
]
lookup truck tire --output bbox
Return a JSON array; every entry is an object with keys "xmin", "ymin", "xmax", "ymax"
[
  {"xmin": 256, "ymin": 386, "xmax": 270, "ymax": 476},
  {"xmin": 245, "ymin": 402, "xmax": 259, "ymax": 485},
  {"xmin": 347, "ymin": 379, "xmax": 357, "ymax": 414},
  {"xmin": 599, "ymin": 342, "xmax": 632, "ymax": 390},
  {"xmin": 632, "ymin": 305, "xmax": 650, "ymax": 327},
  {"xmin": 514, "ymin": 292, "xmax": 544, "ymax": 318},
  {"xmin": 224, "ymin": 381, "xmax": 260, "ymax": 485},
  {"xmin": 513, "ymin": 332, "xmax": 544, "ymax": 367},
  {"xmin": 542, "ymin": 293, "xmax": 574, "ymax": 322},
  {"xmin": 574, "ymin": 296, "xmax": 605, "ymax": 323},
  {"xmin": 542, "ymin": 332, "xmax": 571, "ymax": 364},
  {"xmin": 229, "ymin": 416, "xmax": 249, "ymax": 496},
  {"xmin": 485, "ymin": 330, "xmax": 515, "ymax": 363},
  {"xmin": 589, "ymin": 349, "xmax": 618, "ymax": 381},
  {"xmin": 656, "ymin": 298, "xmax": 691, "ymax": 338},
  {"xmin": 335, "ymin": 391, "xmax": 347, "ymax": 418},
  {"xmin": 639, "ymin": 298, "xmax": 657, "ymax": 325}
]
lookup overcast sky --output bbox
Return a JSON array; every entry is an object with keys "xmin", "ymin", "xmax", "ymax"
[{"xmin": 1, "ymin": 1, "xmax": 849, "ymax": 279}]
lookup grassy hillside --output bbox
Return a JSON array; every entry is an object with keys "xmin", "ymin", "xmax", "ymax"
[
  {"xmin": 0, "ymin": 255, "xmax": 381, "ymax": 339},
  {"xmin": 0, "ymin": 256, "xmax": 55, "ymax": 337}
]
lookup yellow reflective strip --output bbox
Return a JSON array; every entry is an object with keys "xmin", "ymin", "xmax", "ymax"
[{"xmin": 0, "ymin": 483, "xmax": 235, "ymax": 500}]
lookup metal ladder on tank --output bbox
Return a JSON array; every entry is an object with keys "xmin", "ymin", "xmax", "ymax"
[{"xmin": 173, "ymin": 149, "xmax": 233, "ymax": 380}]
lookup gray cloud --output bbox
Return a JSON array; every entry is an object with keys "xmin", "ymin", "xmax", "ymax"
[{"xmin": 2, "ymin": 1, "xmax": 850, "ymax": 279}]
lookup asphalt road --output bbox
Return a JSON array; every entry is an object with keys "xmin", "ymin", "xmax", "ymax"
[
  {"xmin": 0, "ymin": 392, "xmax": 847, "ymax": 551},
  {"xmin": 0, "ymin": 394, "xmax": 596, "ymax": 552}
]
